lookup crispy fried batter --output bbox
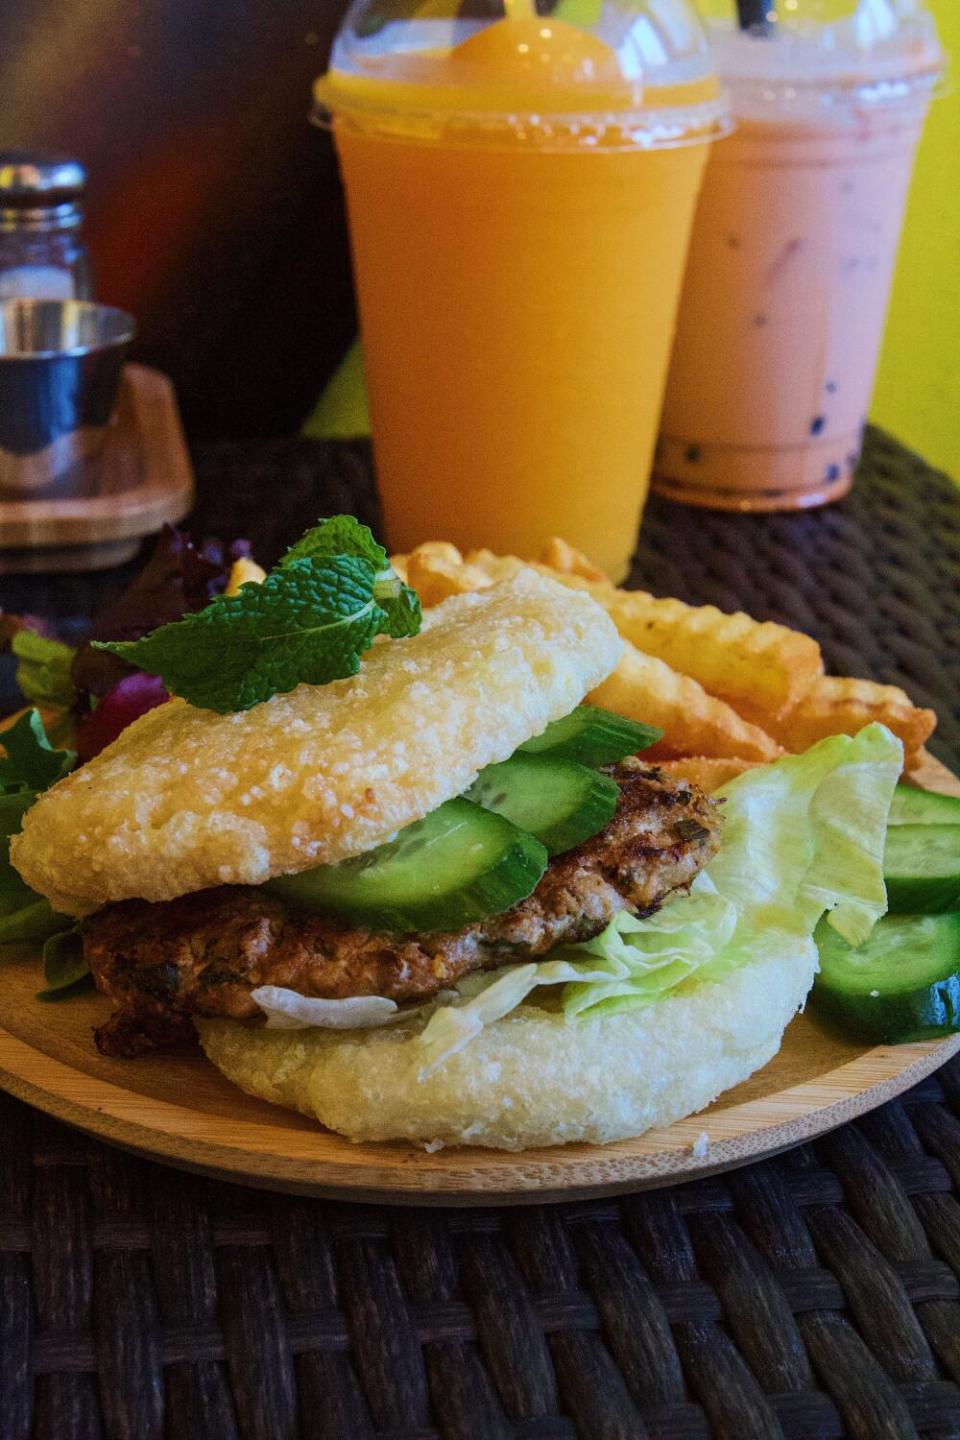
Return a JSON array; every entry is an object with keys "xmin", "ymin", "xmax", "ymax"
[
  {"xmin": 13, "ymin": 572, "xmax": 622, "ymax": 915},
  {"xmin": 85, "ymin": 763, "xmax": 720, "ymax": 1056}
]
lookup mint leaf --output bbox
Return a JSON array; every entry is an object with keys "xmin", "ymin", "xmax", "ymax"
[
  {"xmin": 0, "ymin": 708, "xmax": 76, "ymax": 794},
  {"xmin": 281, "ymin": 515, "xmax": 387, "ymax": 570},
  {"xmin": 282, "ymin": 517, "xmax": 421, "ymax": 636},
  {"xmin": 93, "ymin": 555, "xmax": 387, "ymax": 713},
  {"xmin": 11, "ymin": 630, "xmax": 76, "ymax": 709},
  {"xmin": 375, "ymin": 574, "xmax": 423, "ymax": 639},
  {"xmin": 90, "ymin": 515, "xmax": 423, "ymax": 713}
]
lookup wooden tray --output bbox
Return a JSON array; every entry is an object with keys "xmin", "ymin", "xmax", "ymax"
[
  {"xmin": 0, "ymin": 364, "xmax": 193, "ymax": 573},
  {"xmin": 0, "ymin": 755, "xmax": 957, "ymax": 1207}
]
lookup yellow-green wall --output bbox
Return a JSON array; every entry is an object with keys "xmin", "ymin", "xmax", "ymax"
[{"xmin": 872, "ymin": 0, "xmax": 959, "ymax": 476}]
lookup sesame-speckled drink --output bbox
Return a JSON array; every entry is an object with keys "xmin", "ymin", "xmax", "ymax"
[{"xmin": 654, "ymin": 1, "xmax": 943, "ymax": 512}]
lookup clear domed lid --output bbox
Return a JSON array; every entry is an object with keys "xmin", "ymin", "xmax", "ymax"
[
  {"xmin": 696, "ymin": 0, "xmax": 943, "ymax": 109},
  {"xmin": 315, "ymin": 0, "xmax": 729, "ymax": 147}
]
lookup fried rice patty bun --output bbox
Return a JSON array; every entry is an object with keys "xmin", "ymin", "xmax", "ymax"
[
  {"xmin": 197, "ymin": 937, "xmax": 817, "ymax": 1151},
  {"xmin": 12, "ymin": 570, "xmax": 622, "ymax": 916}
]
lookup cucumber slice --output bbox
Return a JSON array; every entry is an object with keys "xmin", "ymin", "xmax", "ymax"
[
  {"xmin": 466, "ymin": 752, "xmax": 619, "ymax": 856},
  {"xmin": 265, "ymin": 798, "xmax": 547, "ymax": 934},
  {"xmin": 884, "ymin": 824, "xmax": 960, "ymax": 913},
  {"xmin": 889, "ymin": 784, "xmax": 960, "ymax": 827},
  {"xmin": 518, "ymin": 705, "xmax": 661, "ymax": 767},
  {"xmin": 813, "ymin": 912, "xmax": 960, "ymax": 1043}
]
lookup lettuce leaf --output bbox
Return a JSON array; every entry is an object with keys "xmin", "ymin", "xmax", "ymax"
[
  {"xmin": 0, "ymin": 709, "xmax": 81, "ymax": 966},
  {"xmin": 251, "ymin": 984, "xmax": 457, "ymax": 1033},
  {"xmin": 418, "ymin": 724, "xmax": 902, "ymax": 1064},
  {"xmin": 703, "ymin": 721, "xmax": 899, "ymax": 948}
]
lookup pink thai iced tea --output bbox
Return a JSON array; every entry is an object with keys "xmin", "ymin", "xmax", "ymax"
[{"xmin": 655, "ymin": 5, "xmax": 943, "ymax": 511}]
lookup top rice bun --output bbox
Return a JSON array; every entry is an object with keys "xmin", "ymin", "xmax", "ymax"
[
  {"xmin": 197, "ymin": 937, "xmax": 817, "ymax": 1151},
  {"xmin": 12, "ymin": 569, "xmax": 622, "ymax": 916}
]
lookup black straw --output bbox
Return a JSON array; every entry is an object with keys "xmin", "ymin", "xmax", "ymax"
[{"xmin": 736, "ymin": 0, "xmax": 773, "ymax": 33}]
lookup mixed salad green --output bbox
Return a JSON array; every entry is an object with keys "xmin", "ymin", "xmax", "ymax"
[{"xmin": 0, "ymin": 708, "xmax": 84, "ymax": 992}]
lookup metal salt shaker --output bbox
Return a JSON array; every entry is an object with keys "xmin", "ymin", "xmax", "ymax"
[{"xmin": 0, "ymin": 153, "xmax": 92, "ymax": 302}]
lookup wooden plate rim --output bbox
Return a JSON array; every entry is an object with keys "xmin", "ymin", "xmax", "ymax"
[{"xmin": 0, "ymin": 1025, "xmax": 957, "ymax": 1205}]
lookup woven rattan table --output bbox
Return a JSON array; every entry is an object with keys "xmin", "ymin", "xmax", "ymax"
[{"xmin": 1, "ymin": 428, "xmax": 959, "ymax": 1439}]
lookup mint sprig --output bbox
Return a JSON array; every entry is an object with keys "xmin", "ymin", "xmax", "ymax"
[{"xmin": 92, "ymin": 516, "xmax": 422, "ymax": 713}]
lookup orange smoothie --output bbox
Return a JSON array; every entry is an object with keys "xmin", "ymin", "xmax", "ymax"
[{"xmin": 316, "ymin": 4, "xmax": 725, "ymax": 579}]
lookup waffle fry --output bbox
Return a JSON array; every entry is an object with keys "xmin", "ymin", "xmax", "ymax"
[
  {"xmin": 535, "ymin": 573, "xmax": 823, "ymax": 721},
  {"xmin": 767, "ymin": 675, "xmax": 937, "ymax": 759},
  {"xmin": 406, "ymin": 550, "xmax": 494, "ymax": 608},
  {"xmin": 224, "ymin": 557, "xmax": 266, "ymax": 596},
  {"xmin": 538, "ymin": 538, "xmax": 610, "ymax": 583},
  {"xmin": 654, "ymin": 757, "xmax": 758, "ymax": 793},
  {"xmin": 456, "ymin": 544, "xmax": 823, "ymax": 720},
  {"xmin": 395, "ymin": 538, "xmax": 936, "ymax": 769},
  {"xmin": 462, "ymin": 548, "xmax": 527, "ymax": 587},
  {"xmin": 588, "ymin": 643, "xmax": 782, "ymax": 764}
]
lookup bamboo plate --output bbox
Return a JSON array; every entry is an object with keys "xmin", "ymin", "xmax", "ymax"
[{"xmin": 0, "ymin": 756, "xmax": 957, "ymax": 1207}]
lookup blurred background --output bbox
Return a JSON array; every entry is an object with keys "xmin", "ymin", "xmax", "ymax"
[{"xmin": 1, "ymin": 0, "xmax": 956, "ymax": 472}]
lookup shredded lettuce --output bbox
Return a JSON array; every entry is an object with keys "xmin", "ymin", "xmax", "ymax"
[
  {"xmin": 252, "ymin": 987, "xmax": 401, "ymax": 1030},
  {"xmin": 251, "ymin": 984, "xmax": 458, "ymax": 1031},
  {"xmin": 417, "ymin": 957, "xmax": 621, "ymax": 1075}
]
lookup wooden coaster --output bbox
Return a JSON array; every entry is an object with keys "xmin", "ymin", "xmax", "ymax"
[{"xmin": 0, "ymin": 364, "xmax": 193, "ymax": 573}]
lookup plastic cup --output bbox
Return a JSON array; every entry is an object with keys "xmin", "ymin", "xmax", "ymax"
[
  {"xmin": 654, "ymin": 0, "xmax": 944, "ymax": 512},
  {"xmin": 315, "ymin": 0, "xmax": 728, "ymax": 580}
]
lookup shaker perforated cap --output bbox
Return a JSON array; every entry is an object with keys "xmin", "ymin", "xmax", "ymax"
[{"xmin": 314, "ymin": 0, "xmax": 729, "ymax": 148}]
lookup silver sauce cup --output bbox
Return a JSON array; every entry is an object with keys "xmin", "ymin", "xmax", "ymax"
[{"xmin": 0, "ymin": 299, "xmax": 135, "ymax": 498}]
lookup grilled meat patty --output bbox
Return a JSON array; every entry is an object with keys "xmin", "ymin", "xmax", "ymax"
[{"xmin": 85, "ymin": 761, "xmax": 721, "ymax": 1057}]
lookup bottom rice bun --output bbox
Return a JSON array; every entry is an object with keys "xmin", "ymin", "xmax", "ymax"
[{"xmin": 197, "ymin": 937, "xmax": 816, "ymax": 1151}]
